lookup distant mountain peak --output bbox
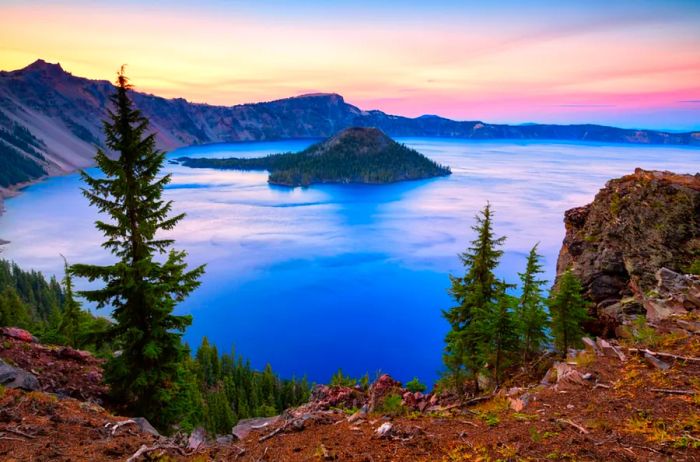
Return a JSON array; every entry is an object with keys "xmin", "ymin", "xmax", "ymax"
[
  {"xmin": 22, "ymin": 59, "xmax": 66, "ymax": 75},
  {"xmin": 294, "ymin": 92, "xmax": 344, "ymax": 101}
]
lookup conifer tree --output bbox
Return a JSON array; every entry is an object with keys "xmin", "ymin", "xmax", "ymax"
[
  {"xmin": 516, "ymin": 244, "xmax": 549, "ymax": 360},
  {"xmin": 481, "ymin": 283, "xmax": 520, "ymax": 387},
  {"xmin": 71, "ymin": 68, "xmax": 205, "ymax": 429},
  {"xmin": 0, "ymin": 286, "xmax": 32, "ymax": 328},
  {"xmin": 443, "ymin": 203, "xmax": 505, "ymax": 393},
  {"xmin": 58, "ymin": 256, "xmax": 81, "ymax": 347},
  {"xmin": 549, "ymin": 269, "xmax": 589, "ymax": 356}
]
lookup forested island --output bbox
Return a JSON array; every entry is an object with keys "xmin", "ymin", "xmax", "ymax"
[{"xmin": 177, "ymin": 127, "xmax": 451, "ymax": 187}]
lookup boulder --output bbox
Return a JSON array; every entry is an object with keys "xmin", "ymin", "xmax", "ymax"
[
  {"xmin": 132, "ymin": 417, "xmax": 160, "ymax": 437},
  {"xmin": 0, "ymin": 327, "xmax": 37, "ymax": 343},
  {"xmin": 308, "ymin": 384, "xmax": 364, "ymax": 411},
  {"xmin": 57, "ymin": 347, "xmax": 93, "ymax": 363},
  {"xmin": 543, "ymin": 362, "xmax": 588, "ymax": 390},
  {"xmin": 232, "ymin": 416, "xmax": 280, "ymax": 440},
  {"xmin": 368, "ymin": 374, "xmax": 403, "ymax": 412},
  {"xmin": 0, "ymin": 359, "xmax": 39, "ymax": 391},
  {"xmin": 187, "ymin": 427, "xmax": 207, "ymax": 450}
]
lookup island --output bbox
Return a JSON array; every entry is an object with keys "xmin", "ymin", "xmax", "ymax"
[{"xmin": 177, "ymin": 127, "xmax": 451, "ymax": 187}]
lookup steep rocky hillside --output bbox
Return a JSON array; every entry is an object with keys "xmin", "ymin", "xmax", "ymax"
[
  {"xmin": 2, "ymin": 320, "xmax": 700, "ymax": 461},
  {"xmin": 1, "ymin": 59, "xmax": 698, "ymax": 197},
  {"xmin": 556, "ymin": 168, "xmax": 699, "ymax": 333}
]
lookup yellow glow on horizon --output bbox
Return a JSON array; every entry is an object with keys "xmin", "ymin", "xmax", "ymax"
[{"xmin": 1, "ymin": 2, "xmax": 699, "ymax": 127}]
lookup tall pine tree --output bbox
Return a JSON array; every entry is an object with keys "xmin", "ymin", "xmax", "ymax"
[
  {"xmin": 549, "ymin": 269, "xmax": 588, "ymax": 356},
  {"xmin": 481, "ymin": 283, "xmax": 519, "ymax": 387},
  {"xmin": 443, "ymin": 203, "xmax": 505, "ymax": 394},
  {"xmin": 516, "ymin": 244, "xmax": 549, "ymax": 360},
  {"xmin": 72, "ymin": 68, "xmax": 205, "ymax": 429},
  {"xmin": 58, "ymin": 256, "xmax": 81, "ymax": 347}
]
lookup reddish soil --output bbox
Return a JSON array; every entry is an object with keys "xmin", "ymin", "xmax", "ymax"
[
  {"xmin": 1, "ymin": 321, "xmax": 699, "ymax": 461},
  {"xmin": 0, "ymin": 336, "xmax": 107, "ymax": 402}
]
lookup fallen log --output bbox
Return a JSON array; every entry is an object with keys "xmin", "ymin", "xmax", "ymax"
[
  {"xmin": 628, "ymin": 348, "xmax": 700, "ymax": 364},
  {"xmin": 557, "ymin": 418, "xmax": 589, "ymax": 434},
  {"xmin": 650, "ymin": 388, "xmax": 697, "ymax": 395},
  {"xmin": 258, "ymin": 426, "xmax": 284, "ymax": 443}
]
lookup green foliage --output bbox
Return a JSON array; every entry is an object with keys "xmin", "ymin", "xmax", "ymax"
[
  {"xmin": 687, "ymin": 259, "xmax": 700, "ymax": 275},
  {"xmin": 0, "ymin": 258, "xmax": 114, "ymax": 354},
  {"xmin": 178, "ymin": 128, "xmax": 451, "ymax": 187},
  {"xmin": 0, "ymin": 133, "xmax": 46, "ymax": 187},
  {"xmin": 330, "ymin": 368, "xmax": 358, "ymax": 387},
  {"xmin": 442, "ymin": 203, "xmax": 506, "ymax": 394},
  {"xmin": 0, "ymin": 259, "xmax": 63, "ymax": 324},
  {"xmin": 377, "ymin": 393, "xmax": 405, "ymax": 416},
  {"xmin": 549, "ymin": 269, "xmax": 589, "ymax": 355},
  {"xmin": 57, "ymin": 256, "xmax": 81, "ymax": 347},
  {"xmin": 481, "ymin": 286, "xmax": 520, "ymax": 386},
  {"xmin": 191, "ymin": 337, "xmax": 311, "ymax": 435},
  {"xmin": 0, "ymin": 286, "xmax": 32, "ymax": 329},
  {"xmin": 405, "ymin": 377, "xmax": 427, "ymax": 393},
  {"xmin": 630, "ymin": 315, "xmax": 659, "ymax": 347},
  {"xmin": 70, "ymin": 70, "xmax": 205, "ymax": 431},
  {"xmin": 516, "ymin": 244, "xmax": 550, "ymax": 360}
]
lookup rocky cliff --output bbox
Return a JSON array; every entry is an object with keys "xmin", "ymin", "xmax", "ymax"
[
  {"xmin": 556, "ymin": 168, "xmax": 700, "ymax": 331},
  {"xmin": 1, "ymin": 59, "xmax": 699, "ymax": 195}
]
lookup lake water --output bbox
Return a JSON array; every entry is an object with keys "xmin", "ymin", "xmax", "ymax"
[{"xmin": 0, "ymin": 139, "xmax": 697, "ymax": 386}]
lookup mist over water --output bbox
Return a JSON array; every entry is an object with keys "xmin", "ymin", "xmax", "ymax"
[{"xmin": 1, "ymin": 139, "xmax": 697, "ymax": 385}]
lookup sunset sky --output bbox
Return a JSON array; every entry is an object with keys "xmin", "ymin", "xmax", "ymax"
[{"xmin": 1, "ymin": 0, "xmax": 699, "ymax": 130}]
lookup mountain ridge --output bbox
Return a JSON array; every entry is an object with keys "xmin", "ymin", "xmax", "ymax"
[{"xmin": 0, "ymin": 59, "xmax": 699, "ymax": 198}]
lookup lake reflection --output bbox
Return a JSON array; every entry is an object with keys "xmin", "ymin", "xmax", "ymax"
[{"xmin": 1, "ymin": 139, "xmax": 697, "ymax": 385}]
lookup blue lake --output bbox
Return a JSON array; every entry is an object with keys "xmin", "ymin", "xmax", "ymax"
[{"xmin": 0, "ymin": 139, "xmax": 697, "ymax": 386}]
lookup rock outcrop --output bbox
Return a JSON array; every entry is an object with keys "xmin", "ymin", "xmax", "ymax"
[
  {"xmin": 556, "ymin": 169, "xmax": 700, "ymax": 331},
  {"xmin": 0, "ymin": 358, "xmax": 40, "ymax": 391}
]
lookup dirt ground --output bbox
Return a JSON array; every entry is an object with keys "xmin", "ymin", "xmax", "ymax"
[{"xmin": 1, "ymin": 321, "xmax": 699, "ymax": 461}]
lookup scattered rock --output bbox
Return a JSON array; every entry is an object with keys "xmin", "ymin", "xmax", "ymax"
[
  {"xmin": 57, "ymin": 347, "xmax": 93, "ymax": 363},
  {"xmin": 581, "ymin": 337, "xmax": 599, "ymax": 354},
  {"xmin": 644, "ymin": 269, "xmax": 700, "ymax": 322},
  {"xmin": 375, "ymin": 422, "xmax": 393, "ymax": 438},
  {"xmin": 215, "ymin": 434, "xmax": 233, "ymax": 445},
  {"xmin": 545, "ymin": 362, "xmax": 588, "ymax": 390},
  {"xmin": 187, "ymin": 427, "xmax": 207, "ymax": 450},
  {"xmin": 132, "ymin": 417, "xmax": 160, "ymax": 437},
  {"xmin": 347, "ymin": 405, "xmax": 368, "ymax": 423},
  {"xmin": 232, "ymin": 416, "xmax": 280, "ymax": 440},
  {"xmin": 595, "ymin": 338, "xmax": 626, "ymax": 361},
  {"xmin": 0, "ymin": 358, "xmax": 40, "ymax": 390},
  {"xmin": 643, "ymin": 352, "xmax": 670, "ymax": 370},
  {"xmin": 308, "ymin": 384, "xmax": 364, "ymax": 412}
]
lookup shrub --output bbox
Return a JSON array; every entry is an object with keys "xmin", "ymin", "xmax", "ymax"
[
  {"xmin": 378, "ymin": 393, "xmax": 405, "ymax": 416},
  {"xmin": 330, "ymin": 368, "xmax": 357, "ymax": 387},
  {"xmin": 405, "ymin": 377, "xmax": 427, "ymax": 393},
  {"xmin": 631, "ymin": 316, "xmax": 659, "ymax": 347},
  {"xmin": 687, "ymin": 259, "xmax": 700, "ymax": 276}
]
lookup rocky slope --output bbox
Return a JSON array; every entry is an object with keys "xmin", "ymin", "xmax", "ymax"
[
  {"xmin": 556, "ymin": 168, "xmax": 700, "ymax": 333},
  {"xmin": 2, "ymin": 321, "xmax": 700, "ymax": 461},
  {"xmin": 1, "ymin": 59, "xmax": 699, "ymax": 197},
  {"xmin": 178, "ymin": 127, "xmax": 451, "ymax": 186}
]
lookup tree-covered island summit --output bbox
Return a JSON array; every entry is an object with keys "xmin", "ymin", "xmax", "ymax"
[{"xmin": 177, "ymin": 127, "xmax": 451, "ymax": 187}]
